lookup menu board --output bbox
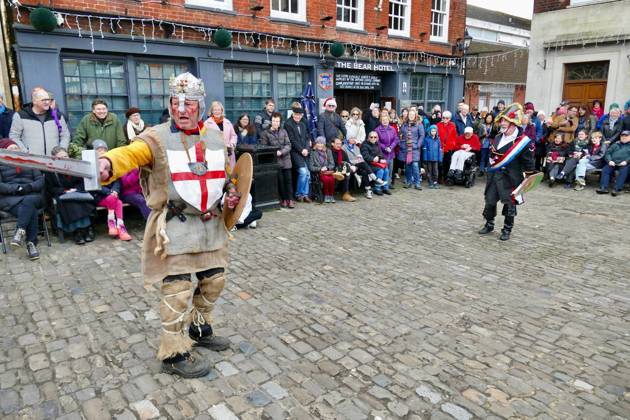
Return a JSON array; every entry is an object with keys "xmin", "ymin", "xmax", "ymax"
[{"xmin": 334, "ymin": 73, "xmax": 382, "ymax": 90}]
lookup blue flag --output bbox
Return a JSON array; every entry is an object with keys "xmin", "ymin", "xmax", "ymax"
[{"xmin": 300, "ymin": 82, "xmax": 318, "ymax": 140}]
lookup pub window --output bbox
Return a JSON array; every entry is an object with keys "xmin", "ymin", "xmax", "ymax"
[
  {"xmin": 224, "ymin": 67, "xmax": 272, "ymax": 123},
  {"xmin": 277, "ymin": 70, "xmax": 304, "ymax": 118},
  {"xmin": 337, "ymin": 0, "xmax": 364, "ymax": 30},
  {"xmin": 184, "ymin": 0, "xmax": 233, "ymax": 10},
  {"xmin": 430, "ymin": 0, "xmax": 450, "ymax": 42},
  {"xmin": 389, "ymin": 0, "xmax": 411, "ymax": 37},
  {"xmin": 410, "ymin": 74, "xmax": 446, "ymax": 110},
  {"xmin": 565, "ymin": 61, "xmax": 609, "ymax": 81},
  {"xmin": 137, "ymin": 62, "xmax": 189, "ymax": 125},
  {"xmin": 270, "ymin": 0, "xmax": 306, "ymax": 22},
  {"xmin": 62, "ymin": 58, "xmax": 128, "ymax": 129}
]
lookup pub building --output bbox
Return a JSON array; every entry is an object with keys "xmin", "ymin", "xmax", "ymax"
[{"xmin": 7, "ymin": 1, "xmax": 465, "ymax": 126}]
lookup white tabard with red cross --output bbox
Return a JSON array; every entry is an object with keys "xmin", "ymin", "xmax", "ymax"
[{"xmin": 166, "ymin": 141, "xmax": 226, "ymax": 213}]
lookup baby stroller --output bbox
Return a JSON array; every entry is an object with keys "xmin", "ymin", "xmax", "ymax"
[
  {"xmin": 309, "ymin": 171, "xmax": 324, "ymax": 203},
  {"xmin": 446, "ymin": 154, "xmax": 477, "ymax": 188}
]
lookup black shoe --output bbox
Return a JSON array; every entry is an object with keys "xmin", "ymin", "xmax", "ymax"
[
  {"xmin": 478, "ymin": 222, "xmax": 494, "ymax": 235},
  {"xmin": 74, "ymin": 230, "xmax": 86, "ymax": 245},
  {"xmin": 403, "ymin": 183, "xmax": 410, "ymax": 189},
  {"xmin": 191, "ymin": 334, "xmax": 231, "ymax": 351},
  {"xmin": 26, "ymin": 242, "xmax": 40, "ymax": 260},
  {"xmin": 383, "ymin": 189, "xmax": 392, "ymax": 195},
  {"xmin": 499, "ymin": 229, "xmax": 511, "ymax": 241},
  {"xmin": 161, "ymin": 354, "xmax": 209, "ymax": 378},
  {"xmin": 596, "ymin": 189, "xmax": 609, "ymax": 194},
  {"xmin": 84, "ymin": 226, "xmax": 95, "ymax": 242},
  {"xmin": 11, "ymin": 228, "xmax": 26, "ymax": 249},
  {"xmin": 373, "ymin": 190, "xmax": 384, "ymax": 196},
  {"xmin": 611, "ymin": 190, "xmax": 619, "ymax": 197},
  {"xmin": 414, "ymin": 185, "xmax": 423, "ymax": 190}
]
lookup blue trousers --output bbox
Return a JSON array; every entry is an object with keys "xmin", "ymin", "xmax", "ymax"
[
  {"xmin": 373, "ymin": 167, "xmax": 390, "ymax": 192},
  {"xmin": 600, "ymin": 164, "xmax": 629, "ymax": 191},
  {"xmin": 295, "ymin": 166, "xmax": 311, "ymax": 198},
  {"xmin": 405, "ymin": 161, "xmax": 421, "ymax": 186}
]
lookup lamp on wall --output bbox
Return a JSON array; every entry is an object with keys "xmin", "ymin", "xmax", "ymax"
[
  {"xmin": 376, "ymin": 24, "xmax": 387, "ymax": 36},
  {"xmin": 320, "ymin": 15, "xmax": 333, "ymax": 28},
  {"xmin": 249, "ymin": 4, "xmax": 264, "ymax": 18}
]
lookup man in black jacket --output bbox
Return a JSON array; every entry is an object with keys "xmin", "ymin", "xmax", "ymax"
[
  {"xmin": 284, "ymin": 104, "xmax": 312, "ymax": 202},
  {"xmin": 254, "ymin": 98, "xmax": 275, "ymax": 137},
  {"xmin": 478, "ymin": 103, "xmax": 535, "ymax": 241},
  {"xmin": 318, "ymin": 97, "xmax": 346, "ymax": 145}
]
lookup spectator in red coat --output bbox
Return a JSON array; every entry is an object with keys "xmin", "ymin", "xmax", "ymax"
[
  {"xmin": 437, "ymin": 110, "xmax": 458, "ymax": 181},
  {"xmin": 450, "ymin": 127, "xmax": 480, "ymax": 172}
]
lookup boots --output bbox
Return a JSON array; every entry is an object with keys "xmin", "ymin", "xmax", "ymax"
[
  {"xmin": 478, "ymin": 220, "xmax": 494, "ymax": 235},
  {"xmin": 189, "ymin": 324, "xmax": 230, "ymax": 351},
  {"xmin": 342, "ymin": 192, "xmax": 356, "ymax": 202},
  {"xmin": 161, "ymin": 353, "xmax": 210, "ymax": 378},
  {"xmin": 190, "ymin": 271, "xmax": 229, "ymax": 351},
  {"xmin": 500, "ymin": 216, "xmax": 514, "ymax": 241}
]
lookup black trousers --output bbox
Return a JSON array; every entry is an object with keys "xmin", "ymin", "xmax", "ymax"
[
  {"xmin": 277, "ymin": 168, "xmax": 294, "ymax": 200},
  {"xmin": 440, "ymin": 151, "xmax": 454, "ymax": 181},
  {"xmin": 9, "ymin": 194, "xmax": 42, "ymax": 244}
]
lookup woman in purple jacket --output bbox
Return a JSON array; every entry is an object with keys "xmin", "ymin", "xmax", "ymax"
[{"xmin": 374, "ymin": 111, "xmax": 399, "ymax": 189}]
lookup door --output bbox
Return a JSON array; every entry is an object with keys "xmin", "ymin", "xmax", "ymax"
[
  {"xmin": 335, "ymin": 89, "xmax": 376, "ymax": 113},
  {"xmin": 562, "ymin": 61, "xmax": 608, "ymax": 109}
]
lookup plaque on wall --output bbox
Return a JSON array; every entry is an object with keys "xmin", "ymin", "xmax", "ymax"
[{"xmin": 334, "ymin": 73, "xmax": 382, "ymax": 90}]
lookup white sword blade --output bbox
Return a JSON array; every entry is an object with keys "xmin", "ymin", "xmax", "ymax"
[{"xmin": 0, "ymin": 149, "xmax": 101, "ymax": 191}]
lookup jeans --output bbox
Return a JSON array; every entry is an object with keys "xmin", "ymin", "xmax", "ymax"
[
  {"xmin": 576, "ymin": 158, "xmax": 597, "ymax": 178},
  {"xmin": 480, "ymin": 147, "xmax": 490, "ymax": 171},
  {"xmin": 373, "ymin": 167, "xmax": 390, "ymax": 192},
  {"xmin": 295, "ymin": 166, "xmax": 311, "ymax": 198},
  {"xmin": 277, "ymin": 168, "xmax": 293, "ymax": 200},
  {"xmin": 9, "ymin": 194, "xmax": 42, "ymax": 244},
  {"xmin": 405, "ymin": 161, "xmax": 421, "ymax": 186},
  {"xmin": 547, "ymin": 163, "xmax": 563, "ymax": 179},
  {"xmin": 425, "ymin": 161, "xmax": 439, "ymax": 184},
  {"xmin": 600, "ymin": 164, "xmax": 630, "ymax": 191}
]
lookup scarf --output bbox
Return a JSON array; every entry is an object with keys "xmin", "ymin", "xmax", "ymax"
[
  {"xmin": 317, "ymin": 149, "xmax": 327, "ymax": 166},
  {"xmin": 126, "ymin": 119, "xmax": 145, "ymax": 141},
  {"xmin": 609, "ymin": 118, "xmax": 617, "ymax": 130},
  {"xmin": 51, "ymin": 108, "xmax": 62, "ymax": 135},
  {"xmin": 175, "ymin": 121, "xmax": 205, "ymax": 135},
  {"xmin": 334, "ymin": 148, "xmax": 343, "ymax": 167},
  {"xmin": 211, "ymin": 115, "xmax": 224, "ymax": 131},
  {"xmin": 405, "ymin": 122, "xmax": 414, "ymax": 164}
]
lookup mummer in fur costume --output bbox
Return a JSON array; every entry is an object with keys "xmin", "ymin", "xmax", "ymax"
[{"xmin": 98, "ymin": 73, "xmax": 246, "ymax": 378}]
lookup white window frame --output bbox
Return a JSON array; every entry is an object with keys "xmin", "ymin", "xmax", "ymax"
[
  {"xmin": 185, "ymin": 0, "xmax": 233, "ymax": 11},
  {"xmin": 270, "ymin": 0, "xmax": 306, "ymax": 22},
  {"xmin": 336, "ymin": 0, "xmax": 364, "ymax": 31},
  {"xmin": 388, "ymin": 0, "xmax": 411, "ymax": 38},
  {"xmin": 430, "ymin": 0, "xmax": 450, "ymax": 43}
]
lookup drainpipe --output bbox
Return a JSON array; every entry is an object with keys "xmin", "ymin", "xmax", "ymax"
[{"xmin": 0, "ymin": 0, "xmax": 21, "ymax": 110}]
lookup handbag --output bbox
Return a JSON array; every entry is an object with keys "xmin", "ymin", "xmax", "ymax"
[{"xmin": 58, "ymin": 191, "xmax": 94, "ymax": 202}]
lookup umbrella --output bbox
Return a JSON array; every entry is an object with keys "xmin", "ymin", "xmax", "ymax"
[{"xmin": 300, "ymin": 81, "xmax": 318, "ymax": 140}]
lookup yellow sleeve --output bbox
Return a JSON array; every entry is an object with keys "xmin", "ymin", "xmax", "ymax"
[{"xmin": 103, "ymin": 140, "xmax": 153, "ymax": 184}]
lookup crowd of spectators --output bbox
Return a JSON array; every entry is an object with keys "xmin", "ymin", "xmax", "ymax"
[{"xmin": 1, "ymin": 85, "xmax": 629, "ymax": 261}]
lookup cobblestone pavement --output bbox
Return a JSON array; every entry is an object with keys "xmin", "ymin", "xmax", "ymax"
[{"xmin": 1, "ymin": 183, "xmax": 630, "ymax": 420}]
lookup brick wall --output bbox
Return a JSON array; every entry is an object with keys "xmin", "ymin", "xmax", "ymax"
[
  {"xmin": 534, "ymin": 0, "xmax": 570, "ymax": 13},
  {"xmin": 465, "ymin": 83, "xmax": 480, "ymax": 107},
  {"xmin": 15, "ymin": 0, "xmax": 466, "ymax": 57},
  {"xmin": 513, "ymin": 84, "xmax": 526, "ymax": 104}
]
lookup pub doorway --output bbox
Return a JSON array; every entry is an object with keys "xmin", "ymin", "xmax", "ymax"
[{"xmin": 335, "ymin": 89, "xmax": 377, "ymax": 113}]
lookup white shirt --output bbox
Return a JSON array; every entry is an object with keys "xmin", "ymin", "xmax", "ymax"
[{"xmin": 497, "ymin": 130, "xmax": 518, "ymax": 150}]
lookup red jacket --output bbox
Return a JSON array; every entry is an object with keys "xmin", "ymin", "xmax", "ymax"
[
  {"xmin": 455, "ymin": 133, "xmax": 481, "ymax": 152},
  {"xmin": 437, "ymin": 121, "xmax": 458, "ymax": 152}
]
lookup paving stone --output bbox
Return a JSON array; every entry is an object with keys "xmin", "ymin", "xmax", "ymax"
[
  {"xmin": 208, "ymin": 403, "xmax": 239, "ymax": 420},
  {"xmin": 82, "ymin": 398, "xmax": 109, "ymax": 420},
  {"xmin": 130, "ymin": 399, "xmax": 160, "ymax": 419},
  {"xmin": 441, "ymin": 402, "xmax": 472, "ymax": 420},
  {"xmin": 261, "ymin": 381, "xmax": 289, "ymax": 400},
  {"xmin": 215, "ymin": 361, "xmax": 238, "ymax": 377},
  {"xmin": 239, "ymin": 341, "xmax": 257, "ymax": 355},
  {"xmin": 28, "ymin": 354, "xmax": 50, "ymax": 371},
  {"xmin": 20, "ymin": 383, "xmax": 41, "ymax": 406},
  {"xmin": 246, "ymin": 389, "xmax": 272, "ymax": 407},
  {"xmin": 0, "ymin": 389, "xmax": 20, "ymax": 414},
  {"xmin": 416, "ymin": 384, "xmax": 442, "ymax": 404}
]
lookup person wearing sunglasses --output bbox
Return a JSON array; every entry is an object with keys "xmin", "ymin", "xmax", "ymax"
[{"xmin": 345, "ymin": 107, "xmax": 366, "ymax": 145}]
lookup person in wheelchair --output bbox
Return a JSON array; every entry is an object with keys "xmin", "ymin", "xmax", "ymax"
[{"xmin": 448, "ymin": 127, "xmax": 480, "ymax": 185}]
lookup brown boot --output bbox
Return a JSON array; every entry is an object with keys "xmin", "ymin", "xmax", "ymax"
[{"xmin": 342, "ymin": 192, "xmax": 356, "ymax": 202}]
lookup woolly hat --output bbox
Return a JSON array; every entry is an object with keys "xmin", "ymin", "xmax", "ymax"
[
  {"xmin": 0, "ymin": 138, "xmax": 17, "ymax": 149},
  {"xmin": 323, "ymin": 97, "xmax": 337, "ymax": 108},
  {"xmin": 126, "ymin": 107, "xmax": 141, "ymax": 118},
  {"xmin": 609, "ymin": 102, "xmax": 620, "ymax": 111},
  {"xmin": 315, "ymin": 136, "xmax": 326, "ymax": 145},
  {"xmin": 524, "ymin": 102, "xmax": 535, "ymax": 112},
  {"xmin": 624, "ymin": 99, "xmax": 630, "ymax": 111},
  {"xmin": 92, "ymin": 139, "xmax": 108, "ymax": 151},
  {"xmin": 497, "ymin": 100, "xmax": 506, "ymax": 106}
]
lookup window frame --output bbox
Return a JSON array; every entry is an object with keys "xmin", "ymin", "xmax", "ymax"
[
  {"xmin": 388, "ymin": 0, "xmax": 411, "ymax": 38},
  {"xmin": 430, "ymin": 0, "xmax": 450, "ymax": 43},
  {"xmin": 135, "ymin": 60, "xmax": 191, "ymax": 125},
  {"xmin": 185, "ymin": 0, "xmax": 233, "ymax": 11},
  {"xmin": 336, "ymin": 0, "xmax": 364, "ymax": 31},
  {"xmin": 270, "ymin": 0, "xmax": 307, "ymax": 22},
  {"xmin": 276, "ymin": 68, "xmax": 305, "ymax": 118},
  {"xmin": 410, "ymin": 74, "xmax": 448, "ymax": 111},
  {"xmin": 223, "ymin": 65, "xmax": 273, "ymax": 123}
]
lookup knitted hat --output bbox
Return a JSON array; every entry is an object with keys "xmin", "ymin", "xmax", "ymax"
[
  {"xmin": 497, "ymin": 100, "xmax": 505, "ymax": 106},
  {"xmin": 126, "ymin": 107, "xmax": 141, "ymax": 118},
  {"xmin": 315, "ymin": 136, "xmax": 326, "ymax": 145},
  {"xmin": 92, "ymin": 139, "xmax": 108, "ymax": 151},
  {"xmin": 624, "ymin": 99, "xmax": 630, "ymax": 111},
  {"xmin": 323, "ymin": 97, "xmax": 337, "ymax": 108},
  {"xmin": 609, "ymin": 102, "xmax": 620, "ymax": 111},
  {"xmin": 0, "ymin": 138, "xmax": 17, "ymax": 149},
  {"xmin": 524, "ymin": 102, "xmax": 535, "ymax": 112}
]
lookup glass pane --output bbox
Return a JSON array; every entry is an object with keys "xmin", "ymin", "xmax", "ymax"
[
  {"xmin": 149, "ymin": 64, "xmax": 162, "ymax": 79},
  {"xmin": 82, "ymin": 95, "xmax": 96, "ymax": 109},
  {"xmin": 95, "ymin": 62, "xmax": 111, "ymax": 77},
  {"xmin": 110, "ymin": 63, "xmax": 125, "ymax": 78},
  {"xmin": 66, "ymin": 95, "xmax": 83, "ymax": 111},
  {"xmin": 138, "ymin": 96, "xmax": 152, "ymax": 108},
  {"xmin": 79, "ymin": 60, "xmax": 95, "ymax": 77},
  {"xmin": 63, "ymin": 60, "xmax": 79, "ymax": 77},
  {"xmin": 113, "ymin": 97, "xmax": 128, "ymax": 110},
  {"xmin": 162, "ymin": 64, "xmax": 175, "ymax": 78},
  {"xmin": 64, "ymin": 77, "xmax": 81, "ymax": 94},
  {"xmin": 97, "ymin": 78, "xmax": 112, "ymax": 94},
  {"xmin": 151, "ymin": 80, "xmax": 164, "ymax": 95},
  {"xmin": 111, "ymin": 79, "xmax": 127, "ymax": 94},
  {"xmin": 81, "ymin": 78, "xmax": 97, "ymax": 94},
  {"xmin": 137, "ymin": 79, "xmax": 151, "ymax": 95},
  {"xmin": 136, "ymin": 62, "xmax": 150, "ymax": 78}
]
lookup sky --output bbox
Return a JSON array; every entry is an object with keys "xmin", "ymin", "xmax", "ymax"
[{"xmin": 467, "ymin": 0, "xmax": 534, "ymax": 19}]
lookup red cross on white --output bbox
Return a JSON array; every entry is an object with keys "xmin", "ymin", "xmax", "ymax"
[{"xmin": 168, "ymin": 141, "xmax": 226, "ymax": 213}]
